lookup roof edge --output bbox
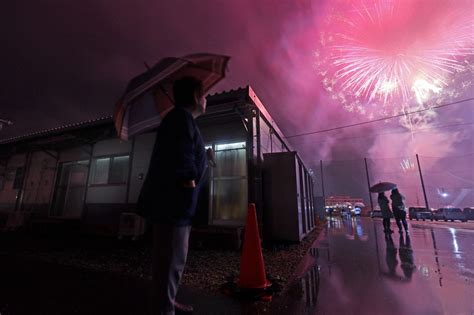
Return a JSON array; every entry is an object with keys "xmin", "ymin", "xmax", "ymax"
[{"xmin": 0, "ymin": 116, "xmax": 114, "ymax": 146}]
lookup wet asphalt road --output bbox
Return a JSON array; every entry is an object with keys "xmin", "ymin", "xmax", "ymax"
[
  {"xmin": 2, "ymin": 218, "xmax": 473, "ymax": 315},
  {"xmin": 272, "ymin": 217, "xmax": 474, "ymax": 315}
]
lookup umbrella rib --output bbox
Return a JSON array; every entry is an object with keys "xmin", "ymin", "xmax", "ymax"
[
  {"xmin": 157, "ymin": 84, "xmax": 175, "ymax": 105},
  {"xmin": 124, "ymin": 60, "xmax": 188, "ymax": 103}
]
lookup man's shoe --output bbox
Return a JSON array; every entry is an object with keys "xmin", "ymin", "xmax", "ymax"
[{"xmin": 173, "ymin": 301, "xmax": 194, "ymax": 314}]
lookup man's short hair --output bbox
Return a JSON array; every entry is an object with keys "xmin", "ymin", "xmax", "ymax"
[{"xmin": 172, "ymin": 76, "xmax": 203, "ymax": 107}]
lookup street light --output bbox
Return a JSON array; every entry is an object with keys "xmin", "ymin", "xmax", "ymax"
[{"xmin": 437, "ymin": 188, "xmax": 449, "ymax": 199}]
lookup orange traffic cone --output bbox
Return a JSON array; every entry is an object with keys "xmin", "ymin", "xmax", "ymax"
[{"xmin": 238, "ymin": 203, "xmax": 271, "ymax": 289}]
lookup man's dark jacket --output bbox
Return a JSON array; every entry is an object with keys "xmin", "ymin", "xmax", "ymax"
[{"xmin": 137, "ymin": 107, "xmax": 207, "ymax": 226}]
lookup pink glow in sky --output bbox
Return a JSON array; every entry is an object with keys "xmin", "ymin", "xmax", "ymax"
[{"xmin": 314, "ymin": 0, "xmax": 474, "ymax": 129}]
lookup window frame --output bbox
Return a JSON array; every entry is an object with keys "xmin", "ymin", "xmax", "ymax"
[
  {"xmin": 89, "ymin": 154, "xmax": 130, "ymax": 187},
  {"xmin": 207, "ymin": 140, "xmax": 248, "ymax": 226}
]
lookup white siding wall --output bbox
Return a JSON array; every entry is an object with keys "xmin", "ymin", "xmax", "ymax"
[
  {"xmin": 87, "ymin": 185, "xmax": 128, "ymax": 204},
  {"xmin": 93, "ymin": 139, "xmax": 132, "ymax": 157},
  {"xmin": 60, "ymin": 146, "xmax": 90, "ymax": 162}
]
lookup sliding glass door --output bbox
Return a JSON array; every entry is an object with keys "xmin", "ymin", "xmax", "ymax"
[{"xmin": 50, "ymin": 160, "xmax": 89, "ymax": 218}]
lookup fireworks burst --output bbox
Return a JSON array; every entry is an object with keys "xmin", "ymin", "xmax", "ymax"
[
  {"xmin": 315, "ymin": 0, "xmax": 474, "ymax": 129},
  {"xmin": 400, "ymin": 158, "xmax": 415, "ymax": 173}
]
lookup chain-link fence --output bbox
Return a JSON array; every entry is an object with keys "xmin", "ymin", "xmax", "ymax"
[{"xmin": 312, "ymin": 153, "xmax": 474, "ymax": 211}]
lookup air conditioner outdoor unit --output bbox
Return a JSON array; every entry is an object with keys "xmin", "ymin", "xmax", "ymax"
[{"xmin": 118, "ymin": 212, "xmax": 146, "ymax": 240}]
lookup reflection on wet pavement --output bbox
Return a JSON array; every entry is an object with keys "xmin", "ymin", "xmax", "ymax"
[
  {"xmin": 285, "ymin": 265, "xmax": 320, "ymax": 308},
  {"xmin": 271, "ymin": 217, "xmax": 474, "ymax": 315}
]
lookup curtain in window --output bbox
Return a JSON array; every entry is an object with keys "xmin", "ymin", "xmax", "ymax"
[
  {"xmin": 110, "ymin": 156, "xmax": 129, "ymax": 184},
  {"xmin": 92, "ymin": 158, "xmax": 110, "ymax": 185}
]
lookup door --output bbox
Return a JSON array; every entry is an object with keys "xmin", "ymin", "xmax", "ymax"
[
  {"xmin": 50, "ymin": 160, "xmax": 89, "ymax": 218},
  {"xmin": 209, "ymin": 142, "xmax": 248, "ymax": 225}
]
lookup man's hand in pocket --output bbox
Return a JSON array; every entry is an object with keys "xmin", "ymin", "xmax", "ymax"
[{"xmin": 181, "ymin": 180, "xmax": 196, "ymax": 188}]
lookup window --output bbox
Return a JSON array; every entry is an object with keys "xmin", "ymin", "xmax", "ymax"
[
  {"xmin": 91, "ymin": 158, "xmax": 110, "ymax": 184},
  {"xmin": 13, "ymin": 167, "xmax": 25, "ymax": 190},
  {"xmin": 91, "ymin": 155, "xmax": 129, "ymax": 185},
  {"xmin": 215, "ymin": 142, "xmax": 246, "ymax": 151},
  {"xmin": 109, "ymin": 156, "xmax": 129, "ymax": 184},
  {"xmin": 210, "ymin": 141, "xmax": 248, "ymax": 225}
]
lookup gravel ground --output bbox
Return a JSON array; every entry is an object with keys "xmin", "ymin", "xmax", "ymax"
[
  {"xmin": 1, "ymin": 222, "xmax": 324, "ymax": 293},
  {"xmin": 183, "ymin": 225, "xmax": 323, "ymax": 292}
]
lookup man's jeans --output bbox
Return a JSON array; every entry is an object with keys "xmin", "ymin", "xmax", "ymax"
[{"xmin": 152, "ymin": 223, "xmax": 191, "ymax": 315}]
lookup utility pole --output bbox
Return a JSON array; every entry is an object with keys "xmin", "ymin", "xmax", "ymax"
[
  {"xmin": 364, "ymin": 158, "xmax": 374, "ymax": 211},
  {"xmin": 320, "ymin": 160, "xmax": 326, "ymax": 220},
  {"xmin": 320, "ymin": 160, "xmax": 325, "ymax": 200},
  {"xmin": 416, "ymin": 154, "xmax": 430, "ymax": 211}
]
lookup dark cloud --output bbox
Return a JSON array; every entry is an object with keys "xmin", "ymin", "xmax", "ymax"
[{"xmin": 1, "ymin": 0, "xmax": 319, "ymax": 137}]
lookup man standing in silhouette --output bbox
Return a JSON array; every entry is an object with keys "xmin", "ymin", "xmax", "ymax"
[{"xmin": 138, "ymin": 76, "xmax": 208, "ymax": 314}]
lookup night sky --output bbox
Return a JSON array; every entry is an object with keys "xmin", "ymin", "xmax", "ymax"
[
  {"xmin": 1, "ymin": 0, "xmax": 320, "ymax": 138},
  {"xmin": 1, "ymin": 0, "xmax": 473, "ymax": 205}
]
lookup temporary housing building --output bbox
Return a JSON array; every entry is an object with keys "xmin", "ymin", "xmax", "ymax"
[{"xmin": 0, "ymin": 86, "xmax": 316, "ymax": 243}]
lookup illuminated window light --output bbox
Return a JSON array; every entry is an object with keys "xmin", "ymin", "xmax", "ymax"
[{"xmin": 215, "ymin": 142, "xmax": 246, "ymax": 151}]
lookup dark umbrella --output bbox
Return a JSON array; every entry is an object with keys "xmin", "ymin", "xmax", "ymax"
[
  {"xmin": 114, "ymin": 53, "xmax": 230, "ymax": 140},
  {"xmin": 370, "ymin": 182, "xmax": 397, "ymax": 193}
]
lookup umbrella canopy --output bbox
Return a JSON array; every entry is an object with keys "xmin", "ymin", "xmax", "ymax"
[
  {"xmin": 354, "ymin": 202, "xmax": 365, "ymax": 207},
  {"xmin": 370, "ymin": 182, "xmax": 397, "ymax": 193},
  {"xmin": 114, "ymin": 53, "xmax": 230, "ymax": 140}
]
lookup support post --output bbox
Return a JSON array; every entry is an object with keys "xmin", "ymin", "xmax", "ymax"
[
  {"xmin": 320, "ymin": 160, "xmax": 325, "ymax": 200},
  {"xmin": 416, "ymin": 154, "xmax": 430, "ymax": 211},
  {"xmin": 255, "ymin": 110, "xmax": 263, "ymax": 228},
  {"xmin": 125, "ymin": 138, "xmax": 135, "ymax": 204},
  {"xmin": 364, "ymin": 158, "xmax": 374, "ymax": 212},
  {"xmin": 47, "ymin": 151, "xmax": 60, "ymax": 216},
  {"xmin": 15, "ymin": 150, "xmax": 32, "ymax": 212},
  {"xmin": 81, "ymin": 144, "xmax": 94, "ymax": 221},
  {"xmin": 246, "ymin": 109, "xmax": 255, "ymax": 204}
]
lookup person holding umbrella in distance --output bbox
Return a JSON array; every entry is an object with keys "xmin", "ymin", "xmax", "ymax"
[
  {"xmin": 391, "ymin": 188, "xmax": 409, "ymax": 234},
  {"xmin": 370, "ymin": 182, "xmax": 397, "ymax": 234},
  {"xmin": 378, "ymin": 192, "xmax": 394, "ymax": 234}
]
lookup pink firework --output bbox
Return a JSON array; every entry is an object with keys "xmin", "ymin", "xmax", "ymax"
[{"xmin": 315, "ymin": 0, "xmax": 474, "ymax": 128}]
